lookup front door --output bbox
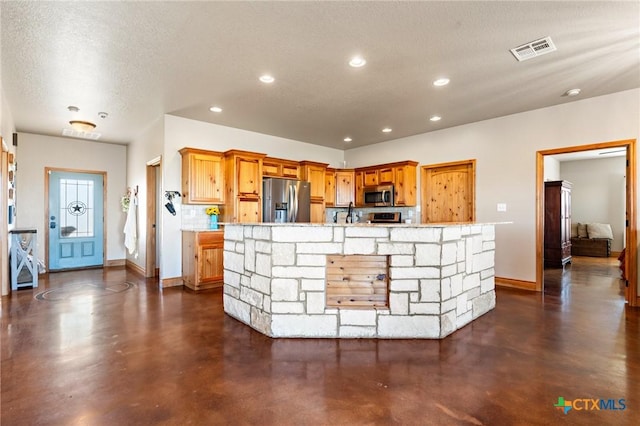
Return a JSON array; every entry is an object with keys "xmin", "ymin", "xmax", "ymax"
[
  {"xmin": 421, "ymin": 160, "xmax": 476, "ymax": 223},
  {"xmin": 48, "ymin": 170, "xmax": 104, "ymax": 270}
]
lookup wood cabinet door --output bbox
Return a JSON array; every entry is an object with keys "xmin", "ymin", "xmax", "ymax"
[
  {"xmin": 393, "ymin": 165, "xmax": 416, "ymax": 206},
  {"xmin": 378, "ymin": 167, "xmax": 394, "ymax": 184},
  {"xmin": 354, "ymin": 171, "xmax": 364, "ymax": 206},
  {"xmin": 199, "ymin": 243, "xmax": 224, "ymax": 285},
  {"xmin": 325, "ymin": 169, "xmax": 336, "ymax": 207},
  {"xmin": 237, "ymin": 157, "xmax": 261, "ymax": 196},
  {"xmin": 308, "ymin": 166, "xmax": 326, "ymax": 199},
  {"xmin": 310, "ymin": 201, "xmax": 325, "ymax": 223},
  {"xmin": 236, "ymin": 197, "xmax": 260, "ymax": 223},
  {"xmin": 281, "ymin": 163, "xmax": 299, "ymax": 179},
  {"xmin": 335, "ymin": 170, "xmax": 354, "ymax": 207},
  {"xmin": 363, "ymin": 170, "xmax": 379, "ymax": 187},
  {"xmin": 394, "ymin": 166, "xmax": 406, "ymax": 205},
  {"xmin": 182, "ymin": 151, "xmax": 225, "ymax": 204}
]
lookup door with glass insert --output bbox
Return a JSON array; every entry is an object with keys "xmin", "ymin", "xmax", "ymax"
[{"xmin": 48, "ymin": 171, "xmax": 104, "ymax": 270}]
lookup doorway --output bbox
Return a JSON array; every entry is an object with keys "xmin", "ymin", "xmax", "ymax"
[
  {"xmin": 536, "ymin": 139, "xmax": 637, "ymax": 307},
  {"xmin": 420, "ymin": 159, "xmax": 476, "ymax": 223},
  {"xmin": 45, "ymin": 169, "xmax": 106, "ymax": 271}
]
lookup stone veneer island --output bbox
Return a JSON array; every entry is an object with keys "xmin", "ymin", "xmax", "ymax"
[{"xmin": 223, "ymin": 223, "xmax": 497, "ymax": 339}]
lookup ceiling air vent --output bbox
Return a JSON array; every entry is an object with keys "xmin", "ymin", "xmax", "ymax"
[
  {"xmin": 62, "ymin": 128, "xmax": 101, "ymax": 140},
  {"xmin": 510, "ymin": 36, "xmax": 556, "ymax": 62}
]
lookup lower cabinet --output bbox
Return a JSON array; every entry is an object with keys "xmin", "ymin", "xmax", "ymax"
[
  {"xmin": 310, "ymin": 201, "xmax": 325, "ymax": 223},
  {"xmin": 182, "ymin": 230, "xmax": 224, "ymax": 291}
]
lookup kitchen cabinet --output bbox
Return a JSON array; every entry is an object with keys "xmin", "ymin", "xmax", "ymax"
[
  {"xmin": 179, "ymin": 148, "xmax": 225, "ymax": 204},
  {"xmin": 237, "ymin": 197, "xmax": 261, "ymax": 223},
  {"xmin": 544, "ymin": 180, "xmax": 572, "ymax": 268},
  {"xmin": 263, "ymin": 157, "xmax": 300, "ymax": 179},
  {"xmin": 300, "ymin": 161, "xmax": 329, "ymax": 223},
  {"xmin": 335, "ymin": 170, "xmax": 354, "ymax": 207},
  {"xmin": 300, "ymin": 161, "xmax": 328, "ymax": 201},
  {"xmin": 363, "ymin": 169, "xmax": 379, "ymax": 187},
  {"xmin": 353, "ymin": 161, "xmax": 418, "ymax": 207},
  {"xmin": 354, "ymin": 171, "xmax": 364, "ymax": 207},
  {"xmin": 325, "ymin": 168, "xmax": 336, "ymax": 207},
  {"xmin": 378, "ymin": 167, "xmax": 394, "ymax": 185},
  {"xmin": 224, "ymin": 150, "xmax": 266, "ymax": 223},
  {"xmin": 182, "ymin": 230, "xmax": 224, "ymax": 291},
  {"xmin": 393, "ymin": 162, "xmax": 418, "ymax": 206}
]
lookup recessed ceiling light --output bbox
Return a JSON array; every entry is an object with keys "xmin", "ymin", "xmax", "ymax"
[
  {"xmin": 433, "ymin": 78, "xmax": 450, "ymax": 87},
  {"xmin": 349, "ymin": 56, "xmax": 366, "ymax": 68},
  {"xmin": 209, "ymin": 106, "xmax": 223, "ymax": 113},
  {"xmin": 343, "ymin": 137, "xmax": 352, "ymax": 143},
  {"xmin": 382, "ymin": 127, "xmax": 392, "ymax": 133},
  {"xmin": 67, "ymin": 105, "xmax": 80, "ymax": 113},
  {"xmin": 430, "ymin": 115, "xmax": 442, "ymax": 122},
  {"xmin": 259, "ymin": 75, "xmax": 275, "ymax": 83},
  {"xmin": 565, "ymin": 88, "xmax": 581, "ymax": 97}
]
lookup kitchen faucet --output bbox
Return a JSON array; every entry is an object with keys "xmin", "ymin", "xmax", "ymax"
[{"xmin": 346, "ymin": 201, "xmax": 353, "ymax": 223}]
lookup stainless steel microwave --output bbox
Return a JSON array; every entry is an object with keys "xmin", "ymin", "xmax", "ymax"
[{"xmin": 363, "ymin": 185, "xmax": 394, "ymax": 207}]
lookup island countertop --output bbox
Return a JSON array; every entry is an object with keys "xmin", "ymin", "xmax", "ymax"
[{"xmin": 222, "ymin": 222, "xmax": 498, "ymax": 339}]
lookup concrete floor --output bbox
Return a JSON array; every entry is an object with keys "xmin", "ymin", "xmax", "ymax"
[{"xmin": 1, "ymin": 257, "xmax": 638, "ymax": 425}]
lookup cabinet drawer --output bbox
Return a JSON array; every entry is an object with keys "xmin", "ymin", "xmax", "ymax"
[{"xmin": 197, "ymin": 231, "xmax": 223, "ymax": 246}]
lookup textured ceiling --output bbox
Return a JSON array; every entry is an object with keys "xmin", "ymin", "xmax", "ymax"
[{"xmin": 1, "ymin": 1, "xmax": 639, "ymax": 149}]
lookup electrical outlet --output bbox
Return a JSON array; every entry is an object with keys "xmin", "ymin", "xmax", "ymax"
[{"xmin": 497, "ymin": 203, "xmax": 507, "ymax": 212}]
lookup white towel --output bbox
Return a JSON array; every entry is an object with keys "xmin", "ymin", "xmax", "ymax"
[{"xmin": 124, "ymin": 197, "xmax": 137, "ymax": 255}]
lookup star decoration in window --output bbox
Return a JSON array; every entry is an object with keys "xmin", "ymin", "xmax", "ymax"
[{"xmin": 67, "ymin": 201, "xmax": 87, "ymax": 216}]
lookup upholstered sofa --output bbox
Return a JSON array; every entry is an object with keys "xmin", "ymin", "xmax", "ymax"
[{"xmin": 571, "ymin": 223, "xmax": 613, "ymax": 257}]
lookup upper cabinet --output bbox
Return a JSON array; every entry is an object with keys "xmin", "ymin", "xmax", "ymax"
[
  {"xmin": 392, "ymin": 162, "xmax": 418, "ymax": 206},
  {"xmin": 354, "ymin": 161, "xmax": 418, "ymax": 207},
  {"xmin": 224, "ymin": 150, "xmax": 266, "ymax": 223},
  {"xmin": 300, "ymin": 161, "xmax": 329, "ymax": 223},
  {"xmin": 335, "ymin": 170, "xmax": 354, "ymax": 207},
  {"xmin": 179, "ymin": 148, "xmax": 225, "ymax": 204},
  {"xmin": 378, "ymin": 167, "xmax": 394, "ymax": 185},
  {"xmin": 324, "ymin": 168, "xmax": 336, "ymax": 207},
  {"xmin": 354, "ymin": 170, "xmax": 364, "ymax": 207},
  {"xmin": 300, "ymin": 161, "xmax": 328, "ymax": 201},
  {"xmin": 363, "ymin": 169, "xmax": 379, "ymax": 187},
  {"xmin": 263, "ymin": 157, "xmax": 300, "ymax": 179}
]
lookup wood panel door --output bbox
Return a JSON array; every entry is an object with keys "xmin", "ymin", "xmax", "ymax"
[
  {"xmin": 421, "ymin": 160, "xmax": 475, "ymax": 223},
  {"xmin": 236, "ymin": 157, "xmax": 261, "ymax": 196}
]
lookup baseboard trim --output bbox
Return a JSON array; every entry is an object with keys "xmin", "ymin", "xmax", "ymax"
[
  {"xmin": 106, "ymin": 259, "xmax": 126, "ymax": 267},
  {"xmin": 126, "ymin": 260, "xmax": 146, "ymax": 277},
  {"xmin": 495, "ymin": 276, "xmax": 537, "ymax": 291},
  {"xmin": 161, "ymin": 277, "xmax": 183, "ymax": 288}
]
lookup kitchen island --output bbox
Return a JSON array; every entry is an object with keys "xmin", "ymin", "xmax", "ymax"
[{"xmin": 223, "ymin": 223, "xmax": 497, "ymax": 339}]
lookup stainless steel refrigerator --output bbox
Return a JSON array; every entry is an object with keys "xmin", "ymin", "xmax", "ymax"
[{"xmin": 263, "ymin": 178, "xmax": 311, "ymax": 223}]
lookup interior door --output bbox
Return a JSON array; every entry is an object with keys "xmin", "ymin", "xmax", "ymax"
[
  {"xmin": 48, "ymin": 170, "xmax": 104, "ymax": 270},
  {"xmin": 421, "ymin": 160, "xmax": 476, "ymax": 223}
]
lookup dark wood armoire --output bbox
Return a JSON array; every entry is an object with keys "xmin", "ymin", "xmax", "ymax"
[{"xmin": 544, "ymin": 180, "xmax": 572, "ymax": 268}]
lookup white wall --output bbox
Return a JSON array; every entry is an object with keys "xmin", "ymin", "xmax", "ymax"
[
  {"xmin": 125, "ymin": 118, "xmax": 164, "ymax": 271},
  {"xmin": 16, "ymin": 133, "xmax": 127, "ymax": 264},
  {"xmin": 345, "ymin": 89, "xmax": 640, "ymax": 283},
  {"xmin": 160, "ymin": 115, "xmax": 345, "ymax": 281},
  {"xmin": 544, "ymin": 157, "xmax": 560, "ymax": 181},
  {"xmin": 561, "ymin": 156, "xmax": 626, "ymax": 251}
]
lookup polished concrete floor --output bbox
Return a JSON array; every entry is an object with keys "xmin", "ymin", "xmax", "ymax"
[{"xmin": 1, "ymin": 257, "xmax": 638, "ymax": 425}]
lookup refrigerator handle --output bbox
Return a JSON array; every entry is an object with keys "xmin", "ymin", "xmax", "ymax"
[
  {"xmin": 292, "ymin": 185, "xmax": 298, "ymax": 222},
  {"xmin": 288, "ymin": 184, "xmax": 295, "ymax": 222}
]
